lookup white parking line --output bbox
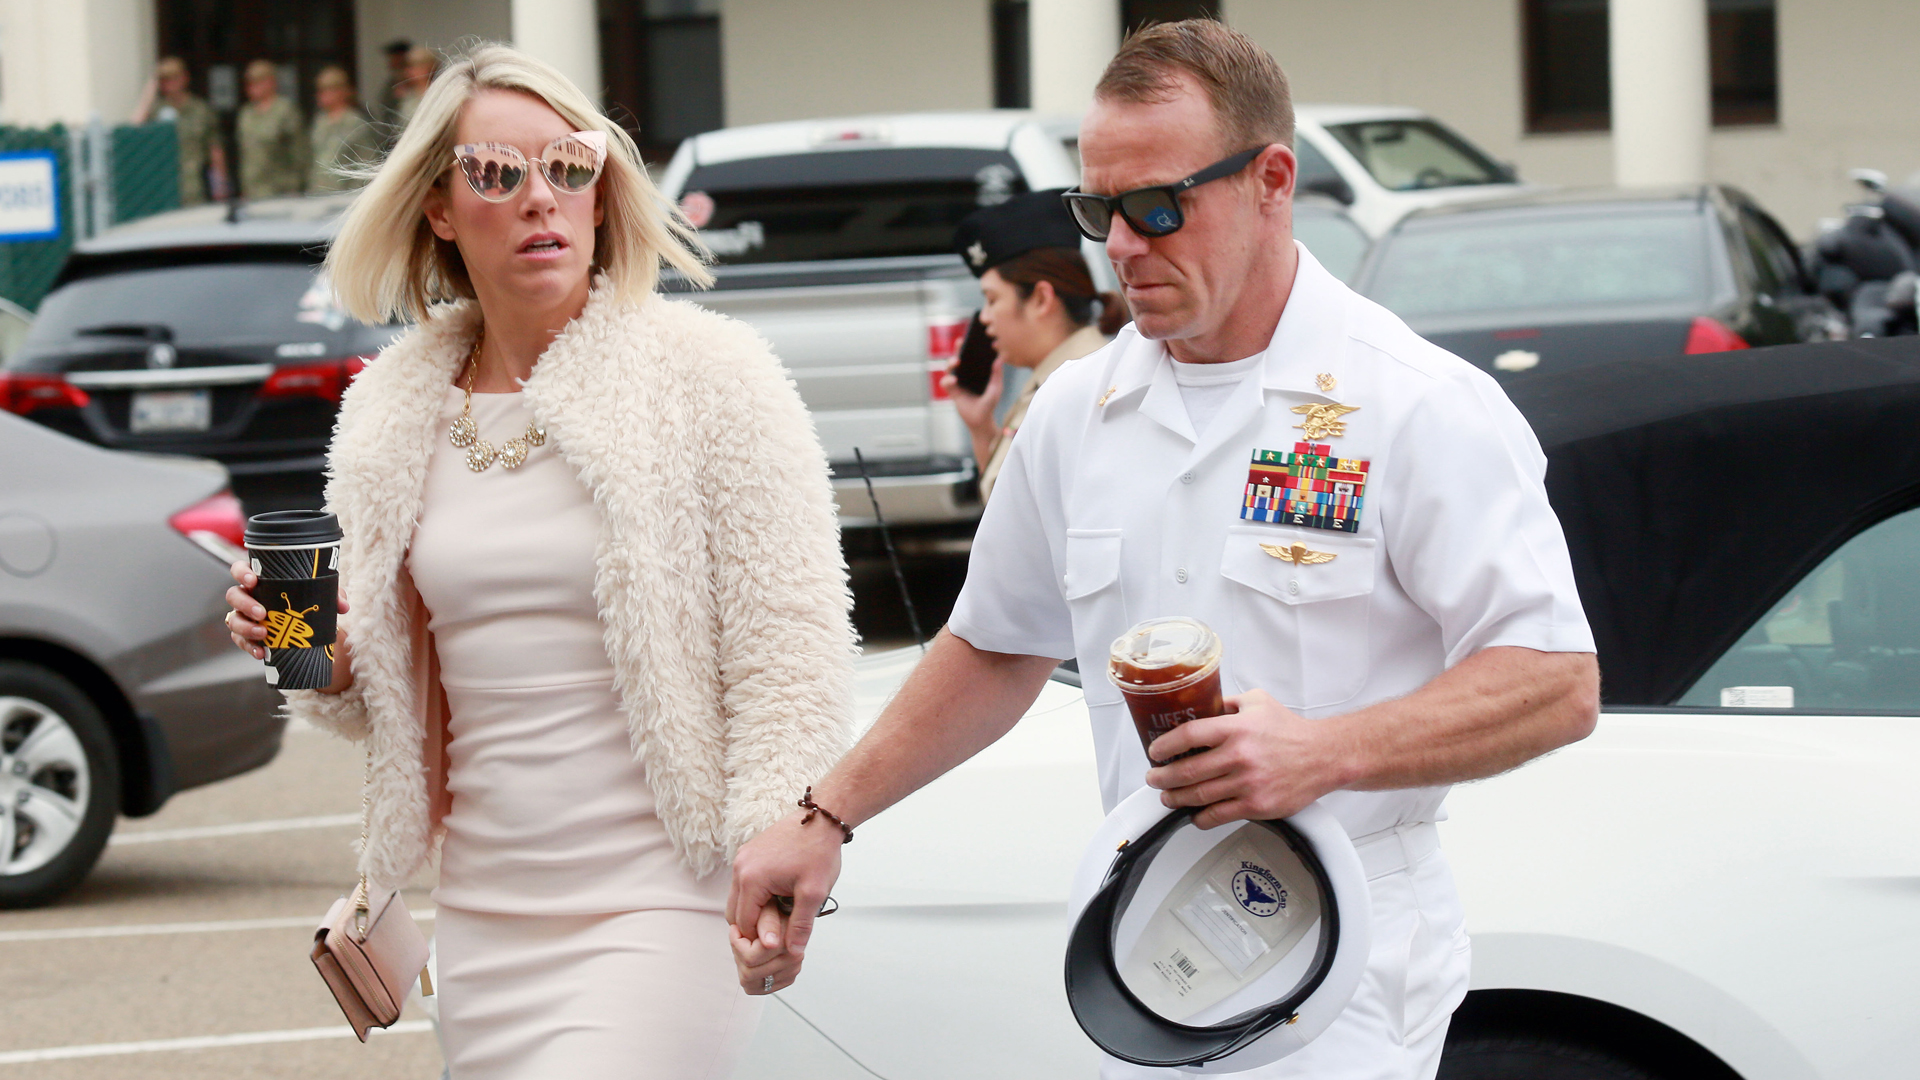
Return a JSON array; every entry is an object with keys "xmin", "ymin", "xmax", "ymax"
[
  {"xmin": 109, "ymin": 813, "xmax": 359, "ymax": 845},
  {"xmin": 0, "ymin": 1020, "xmax": 433, "ymax": 1065},
  {"xmin": 0, "ymin": 908, "xmax": 433, "ymax": 943}
]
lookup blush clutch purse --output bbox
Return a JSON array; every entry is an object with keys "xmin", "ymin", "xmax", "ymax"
[
  {"xmin": 311, "ymin": 751, "xmax": 432, "ymax": 1042},
  {"xmin": 312, "ymin": 881, "xmax": 432, "ymax": 1041}
]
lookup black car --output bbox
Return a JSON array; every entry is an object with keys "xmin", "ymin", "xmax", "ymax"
[
  {"xmin": 0, "ymin": 196, "xmax": 400, "ymax": 510},
  {"xmin": 1352, "ymin": 185, "xmax": 1845, "ymax": 379}
]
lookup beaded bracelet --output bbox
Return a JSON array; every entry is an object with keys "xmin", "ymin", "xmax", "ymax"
[{"xmin": 798, "ymin": 786, "xmax": 854, "ymax": 844}]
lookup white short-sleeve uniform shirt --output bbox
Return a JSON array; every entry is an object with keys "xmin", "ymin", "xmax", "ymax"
[{"xmin": 949, "ymin": 244, "xmax": 1596, "ymax": 836}]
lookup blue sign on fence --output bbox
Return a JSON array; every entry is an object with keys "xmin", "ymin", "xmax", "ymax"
[{"xmin": 0, "ymin": 150, "xmax": 60, "ymax": 242}]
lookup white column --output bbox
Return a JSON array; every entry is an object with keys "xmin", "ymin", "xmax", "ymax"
[
  {"xmin": 1029, "ymin": 0, "xmax": 1121, "ymax": 116},
  {"xmin": 1609, "ymin": 0, "xmax": 1711, "ymax": 186},
  {"xmin": 511, "ymin": 0, "xmax": 602, "ymax": 103},
  {"xmin": 0, "ymin": 0, "xmax": 155, "ymax": 126}
]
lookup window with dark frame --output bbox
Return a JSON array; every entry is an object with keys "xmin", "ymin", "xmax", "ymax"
[
  {"xmin": 156, "ymin": 0, "xmax": 360, "ymax": 119},
  {"xmin": 599, "ymin": 0, "xmax": 723, "ymax": 164},
  {"xmin": 1522, "ymin": 0, "xmax": 1778, "ymax": 134},
  {"xmin": 992, "ymin": 0, "xmax": 1030, "ymax": 109},
  {"xmin": 1708, "ymin": 0, "xmax": 1778, "ymax": 126}
]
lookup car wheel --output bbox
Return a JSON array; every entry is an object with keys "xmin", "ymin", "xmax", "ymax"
[
  {"xmin": 0, "ymin": 662, "xmax": 120, "ymax": 909},
  {"xmin": 1440, "ymin": 1034, "xmax": 1660, "ymax": 1080}
]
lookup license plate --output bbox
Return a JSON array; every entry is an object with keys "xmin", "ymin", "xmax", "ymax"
[{"xmin": 130, "ymin": 389, "xmax": 212, "ymax": 434}]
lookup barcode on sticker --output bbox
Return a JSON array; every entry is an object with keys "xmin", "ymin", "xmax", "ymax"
[{"xmin": 1173, "ymin": 950, "xmax": 1198, "ymax": 978}]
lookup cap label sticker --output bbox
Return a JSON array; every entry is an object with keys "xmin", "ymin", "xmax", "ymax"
[
  {"xmin": 1232, "ymin": 862, "xmax": 1287, "ymax": 917},
  {"xmin": 1118, "ymin": 828, "xmax": 1325, "ymax": 1023},
  {"xmin": 1176, "ymin": 881, "xmax": 1271, "ymax": 977}
]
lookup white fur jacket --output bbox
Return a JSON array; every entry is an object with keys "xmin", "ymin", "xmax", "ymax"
[{"xmin": 281, "ymin": 284, "xmax": 855, "ymax": 887}]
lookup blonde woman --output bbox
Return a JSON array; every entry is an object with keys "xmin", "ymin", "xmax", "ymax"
[{"xmin": 221, "ymin": 44, "xmax": 852, "ymax": 1078}]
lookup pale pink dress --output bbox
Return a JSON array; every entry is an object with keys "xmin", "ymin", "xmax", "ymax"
[{"xmin": 408, "ymin": 386, "xmax": 759, "ymax": 1079}]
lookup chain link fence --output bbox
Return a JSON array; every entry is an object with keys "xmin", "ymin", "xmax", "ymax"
[{"xmin": 0, "ymin": 120, "xmax": 179, "ymax": 312}]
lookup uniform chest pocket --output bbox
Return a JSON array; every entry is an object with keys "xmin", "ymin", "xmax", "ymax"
[
  {"xmin": 1063, "ymin": 529, "xmax": 1125, "ymax": 705},
  {"xmin": 1220, "ymin": 525, "xmax": 1376, "ymax": 710}
]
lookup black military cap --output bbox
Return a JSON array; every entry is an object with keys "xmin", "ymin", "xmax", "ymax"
[{"xmin": 953, "ymin": 188, "xmax": 1083, "ymax": 277}]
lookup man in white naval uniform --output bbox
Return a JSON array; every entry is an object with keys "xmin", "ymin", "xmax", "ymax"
[{"xmin": 729, "ymin": 20, "xmax": 1600, "ymax": 1079}]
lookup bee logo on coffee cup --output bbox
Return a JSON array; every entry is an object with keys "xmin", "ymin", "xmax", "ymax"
[
  {"xmin": 264, "ymin": 595, "xmax": 322, "ymax": 651},
  {"xmin": 243, "ymin": 511, "xmax": 343, "ymax": 690}
]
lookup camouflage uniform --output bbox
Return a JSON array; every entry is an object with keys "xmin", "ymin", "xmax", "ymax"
[
  {"xmin": 392, "ymin": 91, "xmax": 422, "ymax": 132},
  {"xmin": 238, "ymin": 97, "xmax": 306, "ymax": 199},
  {"xmin": 160, "ymin": 94, "xmax": 218, "ymax": 206},
  {"xmin": 308, "ymin": 109, "xmax": 380, "ymax": 194}
]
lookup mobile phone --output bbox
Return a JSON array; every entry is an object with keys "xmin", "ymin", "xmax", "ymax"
[{"xmin": 952, "ymin": 310, "xmax": 996, "ymax": 397}]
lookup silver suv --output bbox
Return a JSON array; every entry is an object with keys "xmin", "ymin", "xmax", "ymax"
[{"xmin": 658, "ymin": 112, "xmax": 1086, "ymax": 532}]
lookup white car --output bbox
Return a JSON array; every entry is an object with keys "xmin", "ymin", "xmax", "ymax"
[
  {"xmin": 731, "ymin": 337, "xmax": 1920, "ymax": 1079},
  {"xmin": 1292, "ymin": 105, "xmax": 1528, "ymax": 238}
]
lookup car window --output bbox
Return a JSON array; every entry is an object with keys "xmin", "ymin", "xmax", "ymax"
[
  {"xmin": 1295, "ymin": 137, "xmax": 1343, "ymax": 192},
  {"xmin": 679, "ymin": 148, "xmax": 1029, "ymax": 265},
  {"xmin": 1366, "ymin": 210, "xmax": 1711, "ymax": 319},
  {"xmin": 1738, "ymin": 204, "xmax": 1804, "ymax": 296},
  {"xmin": 1323, "ymin": 120, "xmax": 1506, "ymax": 191},
  {"xmin": 20, "ymin": 262, "xmax": 388, "ymax": 354},
  {"xmin": 1294, "ymin": 210, "xmax": 1370, "ymax": 283},
  {"xmin": 1679, "ymin": 506, "xmax": 1920, "ymax": 711}
]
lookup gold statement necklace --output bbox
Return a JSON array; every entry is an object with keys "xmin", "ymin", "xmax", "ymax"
[{"xmin": 448, "ymin": 331, "xmax": 547, "ymax": 472}]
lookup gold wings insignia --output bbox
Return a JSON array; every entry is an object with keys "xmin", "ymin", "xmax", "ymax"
[
  {"xmin": 1260, "ymin": 542, "xmax": 1337, "ymax": 565},
  {"xmin": 1290, "ymin": 401, "xmax": 1360, "ymax": 440}
]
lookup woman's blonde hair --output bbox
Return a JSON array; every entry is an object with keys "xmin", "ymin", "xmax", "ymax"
[{"xmin": 326, "ymin": 42, "xmax": 712, "ymax": 325}]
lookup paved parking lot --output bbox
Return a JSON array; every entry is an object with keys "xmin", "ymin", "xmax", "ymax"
[{"xmin": 0, "ymin": 552, "xmax": 966, "ymax": 1078}]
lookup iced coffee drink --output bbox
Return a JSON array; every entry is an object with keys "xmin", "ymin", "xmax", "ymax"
[{"xmin": 1108, "ymin": 617, "xmax": 1225, "ymax": 766}]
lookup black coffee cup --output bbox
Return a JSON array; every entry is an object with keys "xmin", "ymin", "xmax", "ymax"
[{"xmin": 244, "ymin": 510, "xmax": 342, "ymax": 691}]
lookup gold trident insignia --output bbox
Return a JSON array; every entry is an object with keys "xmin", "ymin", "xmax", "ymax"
[
  {"xmin": 1261, "ymin": 542, "xmax": 1337, "ymax": 565},
  {"xmin": 263, "ymin": 593, "xmax": 321, "ymax": 650},
  {"xmin": 1290, "ymin": 401, "xmax": 1359, "ymax": 440}
]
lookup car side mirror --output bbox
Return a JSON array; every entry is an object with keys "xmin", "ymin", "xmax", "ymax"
[{"xmin": 1300, "ymin": 174, "xmax": 1355, "ymax": 206}]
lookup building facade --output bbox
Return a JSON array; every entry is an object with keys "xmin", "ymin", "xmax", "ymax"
[{"xmin": 0, "ymin": 0, "xmax": 1913, "ymax": 235}]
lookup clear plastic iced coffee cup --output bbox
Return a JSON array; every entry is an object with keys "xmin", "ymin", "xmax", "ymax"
[{"xmin": 1108, "ymin": 617, "xmax": 1225, "ymax": 766}]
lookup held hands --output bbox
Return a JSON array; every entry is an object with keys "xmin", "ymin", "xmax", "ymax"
[
  {"xmin": 224, "ymin": 559, "xmax": 353, "ymax": 694},
  {"xmin": 728, "ymin": 809, "xmax": 845, "ymax": 995},
  {"xmin": 1144, "ymin": 689, "xmax": 1353, "ymax": 829}
]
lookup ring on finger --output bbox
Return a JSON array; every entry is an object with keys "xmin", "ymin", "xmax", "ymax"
[{"xmin": 762, "ymin": 975, "xmax": 774, "ymax": 993}]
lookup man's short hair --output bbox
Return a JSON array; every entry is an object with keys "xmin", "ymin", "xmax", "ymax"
[
  {"xmin": 316, "ymin": 65, "xmax": 353, "ymax": 92},
  {"xmin": 384, "ymin": 39, "xmax": 413, "ymax": 57},
  {"xmin": 1095, "ymin": 19, "xmax": 1294, "ymax": 154},
  {"xmin": 244, "ymin": 59, "xmax": 278, "ymax": 85},
  {"xmin": 154, "ymin": 56, "xmax": 188, "ymax": 81}
]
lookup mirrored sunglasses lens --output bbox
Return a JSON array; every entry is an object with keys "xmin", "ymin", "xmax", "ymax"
[
  {"xmin": 1121, "ymin": 191, "xmax": 1182, "ymax": 236},
  {"xmin": 1067, "ymin": 196, "xmax": 1112, "ymax": 240},
  {"xmin": 542, "ymin": 137, "xmax": 604, "ymax": 192},
  {"xmin": 459, "ymin": 149, "xmax": 525, "ymax": 201}
]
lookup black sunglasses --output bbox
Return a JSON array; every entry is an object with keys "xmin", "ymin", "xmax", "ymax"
[{"xmin": 1061, "ymin": 146, "xmax": 1267, "ymax": 242}]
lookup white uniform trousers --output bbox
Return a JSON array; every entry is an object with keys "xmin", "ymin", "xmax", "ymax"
[{"xmin": 1101, "ymin": 824, "xmax": 1471, "ymax": 1080}]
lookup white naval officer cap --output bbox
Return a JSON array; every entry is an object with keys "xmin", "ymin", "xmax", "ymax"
[{"xmin": 1063, "ymin": 786, "xmax": 1372, "ymax": 1073}]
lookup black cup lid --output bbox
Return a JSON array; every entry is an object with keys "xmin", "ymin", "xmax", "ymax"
[{"xmin": 245, "ymin": 510, "xmax": 342, "ymax": 547}]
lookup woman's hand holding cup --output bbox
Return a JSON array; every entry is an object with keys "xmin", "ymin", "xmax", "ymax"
[{"xmin": 225, "ymin": 560, "xmax": 354, "ymax": 693}]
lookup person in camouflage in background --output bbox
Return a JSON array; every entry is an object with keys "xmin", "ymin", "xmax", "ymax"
[
  {"xmin": 308, "ymin": 67, "xmax": 380, "ymax": 194},
  {"xmin": 390, "ymin": 47, "xmax": 440, "ymax": 134},
  {"xmin": 131, "ymin": 56, "xmax": 227, "ymax": 205},
  {"xmin": 237, "ymin": 59, "xmax": 306, "ymax": 199}
]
